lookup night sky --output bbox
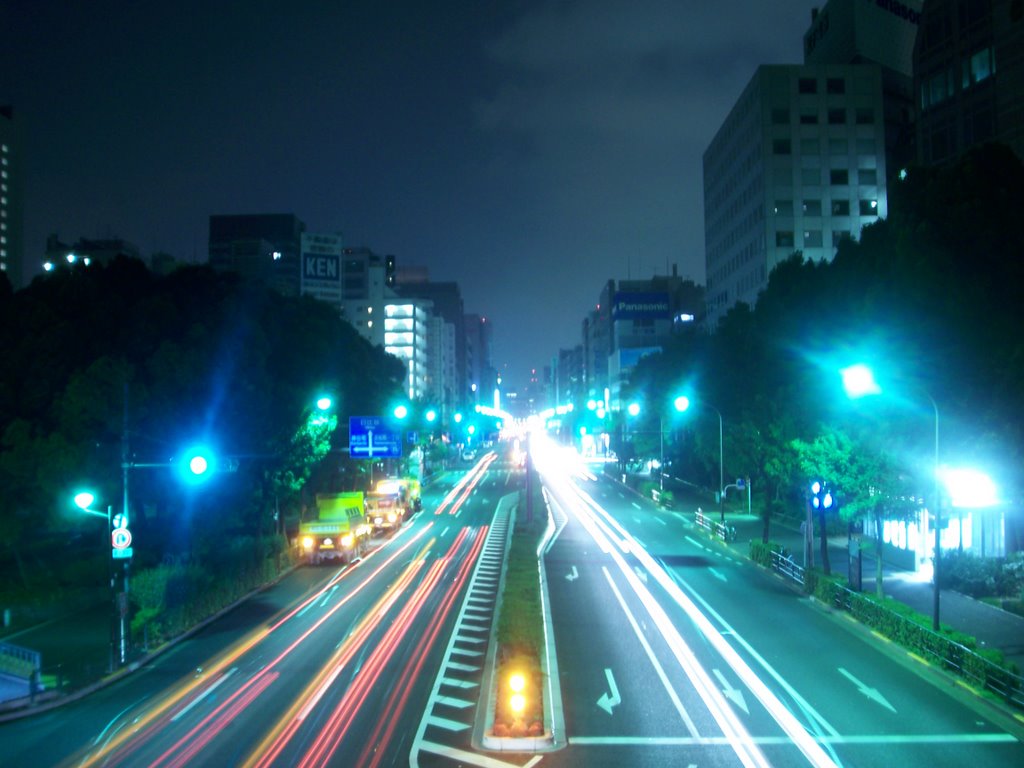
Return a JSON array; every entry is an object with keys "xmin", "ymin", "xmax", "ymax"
[{"xmin": 3, "ymin": 1, "xmax": 818, "ymax": 388}]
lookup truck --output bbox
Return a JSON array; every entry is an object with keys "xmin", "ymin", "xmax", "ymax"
[
  {"xmin": 299, "ymin": 492, "xmax": 371, "ymax": 565},
  {"xmin": 364, "ymin": 478, "xmax": 416, "ymax": 533}
]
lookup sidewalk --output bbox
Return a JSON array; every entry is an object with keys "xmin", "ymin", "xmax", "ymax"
[{"xmin": 722, "ymin": 510, "xmax": 1024, "ymax": 672}]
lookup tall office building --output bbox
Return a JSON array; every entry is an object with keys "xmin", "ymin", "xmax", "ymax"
[
  {"xmin": 208, "ymin": 214, "xmax": 305, "ymax": 296},
  {"xmin": 0, "ymin": 107, "xmax": 23, "ymax": 289},
  {"xmin": 396, "ymin": 277, "xmax": 468, "ymax": 405},
  {"xmin": 464, "ymin": 314, "xmax": 496, "ymax": 408},
  {"xmin": 384, "ymin": 300, "xmax": 432, "ymax": 401},
  {"xmin": 914, "ymin": 0, "xmax": 1024, "ymax": 166},
  {"xmin": 703, "ymin": 65, "xmax": 889, "ymax": 326},
  {"xmin": 804, "ymin": 0, "xmax": 923, "ymax": 172}
]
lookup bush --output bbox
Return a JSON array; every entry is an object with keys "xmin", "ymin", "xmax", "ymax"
[{"xmin": 941, "ymin": 550, "xmax": 1024, "ymax": 598}]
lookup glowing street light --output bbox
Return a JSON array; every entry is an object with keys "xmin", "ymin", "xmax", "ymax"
[{"xmin": 841, "ymin": 363, "xmax": 943, "ymax": 630}]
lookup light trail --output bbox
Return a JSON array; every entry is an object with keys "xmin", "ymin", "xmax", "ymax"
[
  {"xmin": 434, "ymin": 454, "xmax": 496, "ymax": 515},
  {"xmin": 357, "ymin": 527, "xmax": 488, "ymax": 768},
  {"xmin": 536, "ymin": 445, "xmax": 839, "ymax": 768},
  {"xmin": 295, "ymin": 529, "xmax": 479, "ymax": 768},
  {"xmin": 75, "ymin": 522, "xmax": 436, "ymax": 768}
]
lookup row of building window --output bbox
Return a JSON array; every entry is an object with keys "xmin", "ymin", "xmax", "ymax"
[
  {"xmin": 776, "ymin": 230, "xmax": 853, "ymax": 249},
  {"xmin": 920, "ymin": 46, "xmax": 995, "ymax": 110},
  {"xmin": 772, "ymin": 106, "xmax": 876, "ymax": 126},
  {"xmin": 798, "ymin": 76, "xmax": 848, "ymax": 95},
  {"xmin": 774, "ymin": 198, "xmax": 877, "ymax": 216},
  {"xmin": 798, "ymin": 137, "xmax": 877, "ymax": 155}
]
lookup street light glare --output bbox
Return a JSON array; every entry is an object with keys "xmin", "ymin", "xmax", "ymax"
[
  {"xmin": 840, "ymin": 364, "xmax": 882, "ymax": 399},
  {"xmin": 939, "ymin": 467, "xmax": 998, "ymax": 508},
  {"xmin": 673, "ymin": 396, "xmax": 690, "ymax": 413},
  {"xmin": 393, "ymin": 404, "xmax": 408, "ymax": 419},
  {"xmin": 316, "ymin": 396, "xmax": 332, "ymax": 411},
  {"xmin": 627, "ymin": 402, "xmax": 640, "ymax": 417},
  {"xmin": 74, "ymin": 492, "xmax": 95, "ymax": 510}
]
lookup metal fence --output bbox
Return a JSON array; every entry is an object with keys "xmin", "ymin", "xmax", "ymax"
[
  {"xmin": 694, "ymin": 509, "xmax": 736, "ymax": 543},
  {"xmin": 766, "ymin": 553, "xmax": 1024, "ymax": 710}
]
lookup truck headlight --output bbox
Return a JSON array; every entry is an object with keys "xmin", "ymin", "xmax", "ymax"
[
  {"xmin": 341, "ymin": 534, "xmax": 354, "ymax": 548},
  {"xmin": 387, "ymin": 512, "xmax": 397, "ymax": 523},
  {"xmin": 302, "ymin": 536, "xmax": 314, "ymax": 550}
]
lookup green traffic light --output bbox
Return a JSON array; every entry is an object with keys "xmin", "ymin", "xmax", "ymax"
[{"xmin": 393, "ymin": 404, "xmax": 408, "ymax": 420}]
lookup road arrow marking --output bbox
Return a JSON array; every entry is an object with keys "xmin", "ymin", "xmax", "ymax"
[
  {"xmin": 838, "ymin": 667, "xmax": 897, "ymax": 713},
  {"xmin": 597, "ymin": 668, "xmax": 622, "ymax": 715},
  {"xmin": 713, "ymin": 669, "xmax": 749, "ymax": 714},
  {"xmin": 709, "ymin": 567, "xmax": 727, "ymax": 583},
  {"xmin": 566, "ymin": 565, "xmax": 579, "ymax": 581},
  {"xmin": 633, "ymin": 566, "xmax": 648, "ymax": 584}
]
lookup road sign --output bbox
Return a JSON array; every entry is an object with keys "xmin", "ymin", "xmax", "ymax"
[
  {"xmin": 349, "ymin": 416, "xmax": 402, "ymax": 458},
  {"xmin": 112, "ymin": 547, "xmax": 133, "ymax": 560},
  {"xmin": 112, "ymin": 527, "xmax": 132, "ymax": 549}
]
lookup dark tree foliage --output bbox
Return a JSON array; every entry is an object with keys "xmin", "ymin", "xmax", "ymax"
[
  {"xmin": 624, "ymin": 144, "xmax": 1024, "ymax": 544},
  {"xmin": 0, "ymin": 259, "xmax": 403, "ymax": 592}
]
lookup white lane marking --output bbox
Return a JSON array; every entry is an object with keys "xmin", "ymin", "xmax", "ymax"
[
  {"xmin": 653, "ymin": 516, "xmax": 667, "ymax": 526},
  {"xmin": 566, "ymin": 565, "xmax": 579, "ymax": 581},
  {"xmin": 596, "ymin": 667, "xmax": 622, "ymax": 715},
  {"xmin": 417, "ymin": 741, "xmax": 544, "ymax": 768},
  {"xmin": 631, "ymin": 502, "xmax": 642, "ymax": 510},
  {"xmin": 709, "ymin": 567, "xmax": 727, "ymax": 583},
  {"xmin": 838, "ymin": 667, "xmax": 897, "ymax": 713},
  {"xmin": 427, "ymin": 715, "xmax": 471, "ymax": 732},
  {"xmin": 435, "ymin": 694, "xmax": 473, "ymax": 709},
  {"xmin": 713, "ymin": 668, "xmax": 749, "ymax": 714},
  {"xmin": 603, "ymin": 567, "xmax": 700, "ymax": 737},
  {"xmin": 570, "ymin": 733, "xmax": 1017, "ymax": 746},
  {"xmin": 171, "ymin": 668, "xmax": 238, "ymax": 723}
]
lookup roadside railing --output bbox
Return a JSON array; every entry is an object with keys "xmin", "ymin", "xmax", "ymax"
[
  {"xmin": 770, "ymin": 549, "xmax": 805, "ymax": 586},
  {"xmin": 695, "ymin": 508, "xmax": 736, "ymax": 542}
]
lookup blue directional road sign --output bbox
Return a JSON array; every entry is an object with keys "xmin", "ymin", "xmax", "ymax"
[{"xmin": 349, "ymin": 416, "xmax": 403, "ymax": 458}]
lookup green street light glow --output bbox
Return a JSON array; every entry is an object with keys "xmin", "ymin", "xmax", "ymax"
[
  {"xmin": 316, "ymin": 396, "xmax": 332, "ymax": 411},
  {"xmin": 627, "ymin": 402, "xmax": 641, "ymax": 417},
  {"xmin": 673, "ymin": 396, "xmax": 690, "ymax": 412},
  {"xmin": 425, "ymin": 409, "xmax": 437, "ymax": 422},
  {"xmin": 393, "ymin": 404, "xmax": 408, "ymax": 419},
  {"xmin": 840, "ymin": 364, "xmax": 881, "ymax": 399},
  {"xmin": 939, "ymin": 468, "xmax": 998, "ymax": 508},
  {"xmin": 189, "ymin": 455, "xmax": 209, "ymax": 475},
  {"xmin": 74, "ymin": 492, "xmax": 96, "ymax": 510},
  {"xmin": 454, "ymin": 412, "xmax": 463, "ymax": 423}
]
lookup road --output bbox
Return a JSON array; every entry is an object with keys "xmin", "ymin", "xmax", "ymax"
[
  {"xmin": 0, "ymin": 454, "xmax": 523, "ymax": 768},
  {"xmin": 536, "ymin": 441, "xmax": 1023, "ymax": 767}
]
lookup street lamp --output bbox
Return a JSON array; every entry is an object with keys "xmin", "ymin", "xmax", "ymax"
[
  {"xmin": 675, "ymin": 397, "xmax": 725, "ymax": 522},
  {"xmin": 841, "ymin": 364, "xmax": 942, "ymax": 630},
  {"xmin": 73, "ymin": 492, "xmax": 127, "ymax": 670}
]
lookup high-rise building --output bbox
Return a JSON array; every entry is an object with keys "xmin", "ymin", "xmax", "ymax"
[
  {"xmin": 703, "ymin": 64, "xmax": 889, "ymax": 325},
  {"xmin": 464, "ymin": 313, "xmax": 495, "ymax": 409},
  {"xmin": 913, "ymin": 0, "xmax": 1024, "ymax": 166},
  {"xmin": 803, "ymin": 0, "xmax": 923, "ymax": 173},
  {"xmin": 395, "ymin": 276, "xmax": 468, "ymax": 405},
  {"xmin": 208, "ymin": 214, "xmax": 305, "ymax": 296},
  {"xmin": 384, "ymin": 300, "xmax": 432, "ymax": 401},
  {"xmin": 0, "ymin": 106, "xmax": 23, "ymax": 289}
]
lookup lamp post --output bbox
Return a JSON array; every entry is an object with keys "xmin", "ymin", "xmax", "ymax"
[
  {"xmin": 675, "ymin": 397, "xmax": 724, "ymax": 522},
  {"xmin": 73, "ymin": 492, "xmax": 124, "ymax": 671},
  {"xmin": 841, "ymin": 364, "xmax": 942, "ymax": 630}
]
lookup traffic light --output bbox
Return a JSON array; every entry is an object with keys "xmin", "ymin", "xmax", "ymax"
[{"xmin": 179, "ymin": 445, "xmax": 217, "ymax": 484}]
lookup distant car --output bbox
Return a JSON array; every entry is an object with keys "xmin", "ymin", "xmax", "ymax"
[{"xmin": 461, "ymin": 450, "xmax": 477, "ymax": 462}]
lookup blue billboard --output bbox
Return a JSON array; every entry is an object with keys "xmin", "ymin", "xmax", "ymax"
[{"xmin": 612, "ymin": 292, "xmax": 671, "ymax": 319}]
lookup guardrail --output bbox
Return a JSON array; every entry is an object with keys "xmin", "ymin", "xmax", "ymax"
[
  {"xmin": 694, "ymin": 509, "xmax": 736, "ymax": 542},
  {"xmin": 770, "ymin": 549, "xmax": 805, "ymax": 586}
]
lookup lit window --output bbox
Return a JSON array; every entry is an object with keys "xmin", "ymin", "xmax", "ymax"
[
  {"xmin": 859, "ymin": 199, "xmax": 878, "ymax": 216},
  {"xmin": 1, "ymin": 144, "xmax": 7, "ymax": 153},
  {"xmin": 804, "ymin": 230, "xmax": 823, "ymax": 247}
]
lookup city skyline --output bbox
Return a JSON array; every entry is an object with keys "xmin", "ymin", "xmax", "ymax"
[{"xmin": 3, "ymin": 1, "xmax": 820, "ymax": 387}]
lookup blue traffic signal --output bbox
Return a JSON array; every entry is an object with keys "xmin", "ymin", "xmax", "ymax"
[{"xmin": 179, "ymin": 445, "xmax": 217, "ymax": 484}]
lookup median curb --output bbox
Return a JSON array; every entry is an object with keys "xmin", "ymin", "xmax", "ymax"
[{"xmin": 476, "ymin": 487, "xmax": 566, "ymax": 753}]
